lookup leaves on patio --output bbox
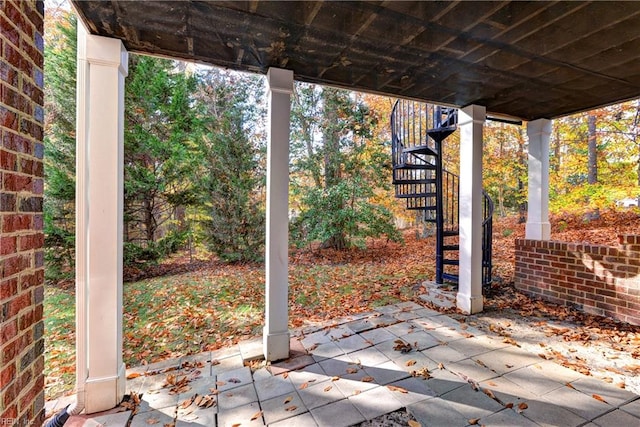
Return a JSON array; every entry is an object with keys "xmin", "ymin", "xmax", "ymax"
[
  {"xmin": 45, "ymin": 211, "xmax": 640, "ymax": 402},
  {"xmin": 393, "ymin": 339, "xmax": 415, "ymax": 353}
]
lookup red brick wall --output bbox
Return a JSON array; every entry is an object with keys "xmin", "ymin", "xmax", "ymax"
[
  {"xmin": 515, "ymin": 235, "xmax": 640, "ymax": 325},
  {"xmin": 1, "ymin": 1, "xmax": 46, "ymax": 426}
]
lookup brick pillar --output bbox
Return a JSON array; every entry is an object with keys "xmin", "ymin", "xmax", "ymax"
[{"xmin": 0, "ymin": 1, "xmax": 46, "ymax": 426}]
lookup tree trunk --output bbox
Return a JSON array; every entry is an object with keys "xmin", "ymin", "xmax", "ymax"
[{"xmin": 587, "ymin": 114, "xmax": 598, "ymax": 184}]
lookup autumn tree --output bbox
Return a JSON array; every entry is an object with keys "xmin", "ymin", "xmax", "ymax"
[
  {"xmin": 483, "ymin": 122, "xmax": 527, "ymax": 217},
  {"xmin": 290, "ymin": 84, "xmax": 401, "ymax": 250}
]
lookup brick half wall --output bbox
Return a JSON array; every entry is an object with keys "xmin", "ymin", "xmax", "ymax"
[
  {"xmin": 1, "ymin": 1, "xmax": 46, "ymax": 425},
  {"xmin": 515, "ymin": 235, "xmax": 640, "ymax": 325}
]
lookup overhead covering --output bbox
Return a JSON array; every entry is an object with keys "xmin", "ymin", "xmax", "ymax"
[{"xmin": 71, "ymin": 1, "xmax": 640, "ymax": 121}]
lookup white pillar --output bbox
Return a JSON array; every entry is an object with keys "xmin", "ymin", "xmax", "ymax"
[
  {"xmin": 263, "ymin": 68, "xmax": 293, "ymax": 361},
  {"xmin": 526, "ymin": 119, "xmax": 552, "ymax": 240},
  {"xmin": 457, "ymin": 105, "xmax": 485, "ymax": 314},
  {"xmin": 76, "ymin": 24, "xmax": 127, "ymax": 413}
]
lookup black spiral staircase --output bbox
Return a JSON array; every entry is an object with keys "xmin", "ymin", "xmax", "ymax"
[{"xmin": 391, "ymin": 100, "xmax": 493, "ymax": 287}]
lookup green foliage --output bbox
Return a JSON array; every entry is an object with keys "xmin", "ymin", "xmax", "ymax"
[
  {"xmin": 124, "ymin": 56, "xmax": 201, "ymax": 248},
  {"xmin": 290, "ymin": 84, "xmax": 401, "ymax": 250},
  {"xmin": 292, "ymin": 179, "xmax": 401, "ymax": 249},
  {"xmin": 123, "ymin": 231, "xmax": 188, "ymax": 267},
  {"xmin": 193, "ymin": 70, "xmax": 267, "ymax": 262},
  {"xmin": 43, "ymin": 12, "xmax": 77, "ymax": 280}
]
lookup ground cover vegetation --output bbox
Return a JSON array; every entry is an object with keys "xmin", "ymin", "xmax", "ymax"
[{"xmin": 43, "ymin": 7, "xmax": 640, "ymax": 400}]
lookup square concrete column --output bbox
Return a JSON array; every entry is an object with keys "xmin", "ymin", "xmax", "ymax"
[
  {"xmin": 526, "ymin": 119, "xmax": 552, "ymax": 240},
  {"xmin": 76, "ymin": 24, "xmax": 128, "ymax": 413},
  {"xmin": 457, "ymin": 105, "xmax": 486, "ymax": 314},
  {"xmin": 263, "ymin": 68, "xmax": 293, "ymax": 361}
]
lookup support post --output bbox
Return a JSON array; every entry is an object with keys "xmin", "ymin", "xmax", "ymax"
[
  {"xmin": 76, "ymin": 24, "xmax": 128, "ymax": 413},
  {"xmin": 457, "ymin": 105, "xmax": 485, "ymax": 314},
  {"xmin": 526, "ymin": 119, "xmax": 552, "ymax": 240},
  {"xmin": 263, "ymin": 68, "xmax": 293, "ymax": 361}
]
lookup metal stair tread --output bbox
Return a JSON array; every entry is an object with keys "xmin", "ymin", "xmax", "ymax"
[
  {"xmin": 402, "ymin": 145, "xmax": 438, "ymax": 156},
  {"xmin": 394, "ymin": 163, "xmax": 437, "ymax": 170}
]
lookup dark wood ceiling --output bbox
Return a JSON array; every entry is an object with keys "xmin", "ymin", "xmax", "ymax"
[{"xmin": 71, "ymin": 1, "xmax": 640, "ymax": 121}]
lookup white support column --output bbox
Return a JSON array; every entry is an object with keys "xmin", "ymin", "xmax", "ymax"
[
  {"xmin": 457, "ymin": 105, "xmax": 486, "ymax": 314},
  {"xmin": 526, "ymin": 119, "xmax": 552, "ymax": 240},
  {"xmin": 263, "ymin": 68, "xmax": 293, "ymax": 361},
  {"xmin": 76, "ymin": 24, "xmax": 128, "ymax": 413}
]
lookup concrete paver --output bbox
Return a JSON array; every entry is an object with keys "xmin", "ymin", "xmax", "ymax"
[
  {"xmin": 310, "ymin": 398, "xmax": 365, "ymax": 427},
  {"xmin": 50, "ymin": 302, "xmax": 640, "ymax": 427}
]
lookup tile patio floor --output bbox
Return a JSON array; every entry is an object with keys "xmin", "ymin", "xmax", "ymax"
[{"xmin": 47, "ymin": 301, "xmax": 640, "ymax": 426}]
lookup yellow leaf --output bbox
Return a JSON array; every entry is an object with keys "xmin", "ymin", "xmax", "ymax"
[
  {"xmin": 406, "ymin": 360, "xmax": 417, "ymax": 366},
  {"xmin": 283, "ymin": 396, "xmax": 293, "ymax": 404},
  {"xmin": 126, "ymin": 372, "xmax": 142, "ymax": 379},
  {"xmin": 438, "ymin": 363, "xmax": 445, "ymax": 370},
  {"xmin": 331, "ymin": 376, "xmax": 340, "ymax": 381},
  {"xmin": 408, "ymin": 421, "xmax": 421, "ymax": 427},
  {"xmin": 250, "ymin": 410, "xmax": 263, "ymax": 421},
  {"xmin": 468, "ymin": 418, "xmax": 480, "ymax": 425},
  {"xmin": 323, "ymin": 385, "xmax": 332, "ymax": 392}
]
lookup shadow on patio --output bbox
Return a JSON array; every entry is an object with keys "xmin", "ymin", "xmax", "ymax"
[{"xmin": 47, "ymin": 301, "xmax": 640, "ymax": 427}]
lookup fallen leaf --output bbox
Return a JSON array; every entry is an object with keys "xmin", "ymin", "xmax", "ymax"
[
  {"xmin": 361, "ymin": 376, "xmax": 375, "ymax": 382},
  {"xmin": 387, "ymin": 385, "xmax": 408, "ymax": 393},
  {"xmin": 592, "ymin": 394, "xmax": 608, "ymax": 403},
  {"xmin": 285, "ymin": 405, "xmax": 297, "ymax": 412},
  {"xmin": 228, "ymin": 378, "xmax": 241, "ymax": 384},
  {"xmin": 565, "ymin": 382, "xmax": 575, "ymax": 390},
  {"xmin": 146, "ymin": 418, "xmax": 159, "ymax": 425},
  {"xmin": 127, "ymin": 372, "xmax": 143, "ymax": 379},
  {"xmin": 299, "ymin": 382, "xmax": 309, "ymax": 390},
  {"xmin": 331, "ymin": 376, "xmax": 340, "ymax": 381},
  {"xmin": 250, "ymin": 411, "xmax": 263, "ymax": 421},
  {"xmin": 323, "ymin": 385, "xmax": 332, "ymax": 392},
  {"xmin": 518, "ymin": 402, "xmax": 528, "ymax": 411},
  {"xmin": 283, "ymin": 396, "xmax": 293, "ymax": 404},
  {"xmin": 282, "ymin": 372, "xmax": 289, "ymax": 379},
  {"xmin": 505, "ymin": 402, "xmax": 514, "ymax": 409},
  {"xmin": 406, "ymin": 360, "xmax": 417, "ymax": 366},
  {"xmin": 438, "ymin": 362, "xmax": 445, "ymax": 370},
  {"xmin": 346, "ymin": 367, "xmax": 358, "ymax": 374},
  {"xmin": 468, "ymin": 418, "xmax": 480, "ymax": 425},
  {"xmin": 408, "ymin": 420, "xmax": 421, "ymax": 427},
  {"xmin": 216, "ymin": 381, "xmax": 226, "ymax": 387}
]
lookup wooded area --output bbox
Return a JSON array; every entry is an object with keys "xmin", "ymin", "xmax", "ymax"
[{"xmin": 44, "ymin": 9, "xmax": 640, "ymax": 281}]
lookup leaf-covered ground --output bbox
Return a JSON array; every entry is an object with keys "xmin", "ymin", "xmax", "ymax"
[{"xmin": 44, "ymin": 209, "xmax": 640, "ymax": 399}]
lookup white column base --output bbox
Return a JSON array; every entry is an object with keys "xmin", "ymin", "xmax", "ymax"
[
  {"xmin": 84, "ymin": 363, "xmax": 126, "ymax": 414},
  {"xmin": 525, "ymin": 221, "xmax": 551, "ymax": 240},
  {"xmin": 263, "ymin": 328, "xmax": 290, "ymax": 361},
  {"xmin": 457, "ymin": 292, "xmax": 484, "ymax": 314}
]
